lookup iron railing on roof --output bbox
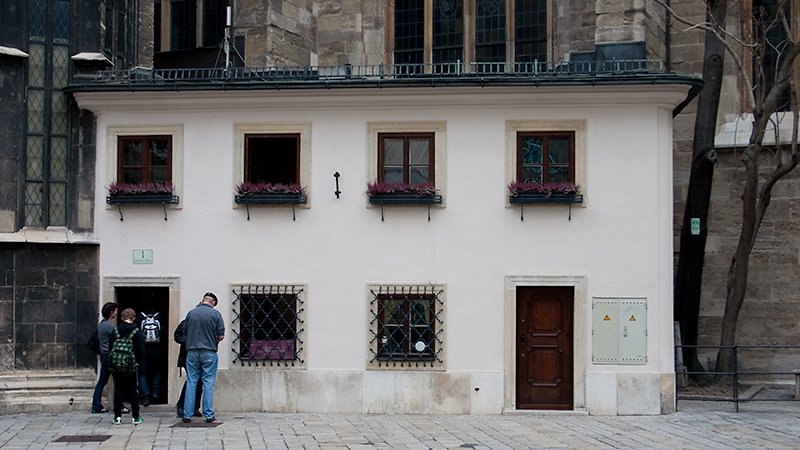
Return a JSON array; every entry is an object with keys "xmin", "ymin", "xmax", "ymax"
[{"xmin": 91, "ymin": 60, "xmax": 664, "ymax": 84}]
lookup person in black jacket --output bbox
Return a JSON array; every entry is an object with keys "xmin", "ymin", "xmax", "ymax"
[
  {"xmin": 109, "ymin": 308, "xmax": 146, "ymax": 424},
  {"xmin": 174, "ymin": 317, "xmax": 202, "ymax": 417}
]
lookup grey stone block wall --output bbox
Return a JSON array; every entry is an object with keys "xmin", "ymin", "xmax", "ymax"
[{"xmin": 0, "ymin": 245, "xmax": 99, "ymax": 372}]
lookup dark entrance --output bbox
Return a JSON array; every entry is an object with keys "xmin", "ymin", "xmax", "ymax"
[
  {"xmin": 516, "ymin": 286, "xmax": 573, "ymax": 410},
  {"xmin": 115, "ymin": 286, "xmax": 169, "ymax": 404}
]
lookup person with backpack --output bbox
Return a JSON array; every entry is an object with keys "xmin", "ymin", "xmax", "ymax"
[
  {"xmin": 109, "ymin": 308, "xmax": 145, "ymax": 425},
  {"xmin": 137, "ymin": 311, "xmax": 163, "ymax": 406}
]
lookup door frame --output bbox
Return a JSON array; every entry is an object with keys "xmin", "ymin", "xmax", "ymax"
[
  {"xmin": 504, "ymin": 275, "xmax": 586, "ymax": 411},
  {"xmin": 103, "ymin": 276, "xmax": 181, "ymax": 404}
]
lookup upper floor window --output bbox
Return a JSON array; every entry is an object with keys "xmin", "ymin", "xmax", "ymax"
[
  {"xmin": 118, "ymin": 136, "xmax": 173, "ymax": 184},
  {"xmin": 378, "ymin": 133, "xmax": 434, "ymax": 185},
  {"xmin": 245, "ymin": 134, "xmax": 300, "ymax": 185},
  {"xmin": 155, "ymin": 0, "xmax": 229, "ymax": 52},
  {"xmin": 393, "ymin": 0, "xmax": 548, "ymax": 67},
  {"xmin": 517, "ymin": 132, "xmax": 574, "ymax": 184},
  {"xmin": 753, "ymin": 0, "xmax": 792, "ymax": 112}
]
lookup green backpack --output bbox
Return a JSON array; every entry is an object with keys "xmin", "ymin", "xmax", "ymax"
[{"xmin": 109, "ymin": 327, "xmax": 138, "ymax": 373}]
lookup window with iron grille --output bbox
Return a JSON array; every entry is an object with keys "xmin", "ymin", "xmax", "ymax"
[
  {"xmin": 369, "ymin": 285, "xmax": 445, "ymax": 368},
  {"xmin": 231, "ymin": 285, "xmax": 305, "ymax": 367}
]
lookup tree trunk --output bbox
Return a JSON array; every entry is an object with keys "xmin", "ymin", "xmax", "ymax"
[{"xmin": 673, "ymin": 0, "xmax": 727, "ymax": 376}]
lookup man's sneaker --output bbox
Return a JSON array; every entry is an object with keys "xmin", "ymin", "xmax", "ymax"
[
  {"xmin": 113, "ymin": 417, "xmax": 122, "ymax": 425},
  {"xmin": 205, "ymin": 416, "xmax": 215, "ymax": 423},
  {"xmin": 132, "ymin": 417, "xmax": 143, "ymax": 425},
  {"xmin": 92, "ymin": 407, "xmax": 108, "ymax": 413},
  {"xmin": 142, "ymin": 396, "xmax": 150, "ymax": 406},
  {"xmin": 181, "ymin": 417, "xmax": 191, "ymax": 423},
  {"xmin": 121, "ymin": 406, "xmax": 130, "ymax": 414}
]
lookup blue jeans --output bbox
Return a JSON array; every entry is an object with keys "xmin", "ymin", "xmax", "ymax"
[
  {"xmin": 92, "ymin": 353, "xmax": 111, "ymax": 412},
  {"xmin": 184, "ymin": 351, "xmax": 218, "ymax": 419}
]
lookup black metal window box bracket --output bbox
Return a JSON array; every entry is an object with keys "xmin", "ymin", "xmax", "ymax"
[
  {"xmin": 368, "ymin": 194, "xmax": 443, "ymax": 221},
  {"xmin": 234, "ymin": 194, "xmax": 308, "ymax": 221},
  {"xmin": 509, "ymin": 194, "xmax": 583, "ymax": 221},
  {"xmin": 106, "ymin": 194, "xmax": 180, "ymax": 221}
]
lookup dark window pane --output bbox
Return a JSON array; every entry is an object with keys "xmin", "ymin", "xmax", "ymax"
[
  {"xmin": 515, "ymin": 0, "xmax": 547, "ymax": 62},
  {"xmin": 245, "ymin": 135, "xmax": 300, "ymax": 185},
  {"xmin": 549, "ymin": 139, "xmax": 569, "ymax": 163},
  {"xmin": 409, "ymin": 139, "xmax": 429, "ymax": 165},
  {"xmin": 548, "ymin": 166, "xmax": 569, "ymax": 182},
  {"xmin": 149, "ymin": 167, "xmax": 169, "ymax": 183},
  {"xmin": 150, "ymin": 140, "xmax": 170, "ymax": 166},
  {"xmin": 476, "ymin": 0, "xmax": 506, "ymax": 62},
  {"xmin": 53, "ymin": 1, "xmax": 71, "ymax": 43},
  {"xmin": 433, "ymin": 0, "xmax": 463, "ymax": 63},
  {"xmin": 521, "ymin": 166, "xmax": 542, "ymax": 184},
  {"xmin": 171, "ymin": 0, "xmax": 197, "ymax": 50},
  {"xmin": 384, "ymin": 167, "xmax": 403, "ymax": 183},
  {"xmin": 123, "ymin": 141, "xmax": 143, "ymax": 165},
  {"xmin": 155, "ymin": 0, "xmax": 162, "ymax": 51},
  {"xmin": 123, "ymin": 168, "xmax": 143, "ymax": 183},
  {"xmin": 29, "ymin": 0, "xmax": 46, "ymax": 40},
  {"xmin": 203, "ymin": 0, "xmax": 228, "ymax": 47},
  {"xmin": 395, "ymin": 0, "xmax": 424, "ymax": 62},
  {"xmin": 522, "ymin": 137, "xmax": 542, "ymax": 164},
  {"xmin": 410, "ymin": 167, "xmax": 430, "ymax": 184},
  {"xmin": 384, "ymin": 139, "xmax": 404, "ymax": 165}
]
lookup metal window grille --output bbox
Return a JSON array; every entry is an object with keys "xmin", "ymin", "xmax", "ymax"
[
  {"xmin": 369, "ymin": 286, "xmax": 444, "ymax": 368},
  {"xmin": 231, "ymin": 285, "xmax": 304, "ymax": 367}
]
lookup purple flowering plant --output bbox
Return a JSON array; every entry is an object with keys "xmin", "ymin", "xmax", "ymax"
[
  {"xmin": 508, "ymin": 181, "xmax": 580, "ymax": 198},
  {"xmin": 235, "ymin": 181, "xmax": 306, "ymax": 196},
  {"xmin": 366, "ymin": 181, "xmax": 438, "ymax": 197},
  {"xmin": 108, "ymin": 182, "xmax": 175, "ymax": 195}
]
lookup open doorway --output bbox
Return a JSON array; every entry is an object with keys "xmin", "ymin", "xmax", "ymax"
[{"xmin": 116, "ymin": 286, "xmax": 170, "ymax": 405}]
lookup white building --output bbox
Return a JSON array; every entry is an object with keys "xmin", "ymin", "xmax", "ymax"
[{"xmin": 72, "ymin": 65, "xmax": 699, "ymax": 415}]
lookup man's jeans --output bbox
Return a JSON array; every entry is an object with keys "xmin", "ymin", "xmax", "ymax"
[
  {"xmin": 184, "ymin": 351, "xmax": 218, "ymax": 419},
  {"xmin": 91, "ymin": 353, "xmax": 111, "ymax": 412}
]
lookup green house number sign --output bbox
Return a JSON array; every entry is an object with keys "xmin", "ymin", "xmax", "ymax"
[{"xmin": 133, "ymin": 249, "xmax": 153, "ymax": 264}]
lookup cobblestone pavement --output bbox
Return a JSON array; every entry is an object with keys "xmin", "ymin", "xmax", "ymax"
[{"xmin": 0, "ymin": 400, "xmax": 799, "ymax": 449}]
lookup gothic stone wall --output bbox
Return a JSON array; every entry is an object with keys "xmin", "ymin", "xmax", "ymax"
[
  {"xmin": 670, "ymin": 0, "xmax": 800, "ymax": 376},
  {"xmin": 0, "ymin": 244, "xmax": 99, "ymax": 372}
]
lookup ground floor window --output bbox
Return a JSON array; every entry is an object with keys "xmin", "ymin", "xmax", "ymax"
[
  {"xmin": 231, "ymin": 285, "xmax": 305, "ymax": 367},
  {"xmin": 368, "ymin": 284, "xmax": 445, "ymax": 368}
]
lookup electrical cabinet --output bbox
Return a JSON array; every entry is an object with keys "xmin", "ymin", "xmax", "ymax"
[{"xmin": 592, "ymin": 297, "xmax": 647, "ymax": 365}]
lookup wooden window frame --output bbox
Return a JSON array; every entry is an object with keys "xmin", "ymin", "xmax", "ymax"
[
  {"xmin": 377, "ymin": 132, "xmax": 436, "ymax": 185},
  {"xmin": 377, "ymin": 293, "xmax": 436, "ymax": 360},
  {"xmin": 244, "ymin": 133, "xmax": 301, "ymax": 185},
  {"xmin": 516, "ymin": 131, "xmax": 575, "ymax": 184},
  {"xmin": 117, "ymin": 135, "xmax": 173, "ymax": 184}
]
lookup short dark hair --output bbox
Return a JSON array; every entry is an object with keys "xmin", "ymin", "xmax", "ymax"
[
  {"xmin": 101, "ymin": 302, "xmax": 118, "ymax": 320},
  {"xmin": 204, "ymin": 292, "xmax": 218, "ymax": 306},
  {"xmin": 120, "ymin": 308, "xmax": 136, "ymax": 321}
]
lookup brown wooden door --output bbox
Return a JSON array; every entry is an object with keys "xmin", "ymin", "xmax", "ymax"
[{"xmin": 516, "ymin": 286, "xmax": 573, "ymax": 410}]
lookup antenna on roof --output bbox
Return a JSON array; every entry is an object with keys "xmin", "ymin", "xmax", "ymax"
[{"xmin": 224, "ymin": 6, "xmax": 232, "ymax": 70}]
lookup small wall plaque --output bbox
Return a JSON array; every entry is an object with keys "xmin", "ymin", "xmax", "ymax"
[{"xmin": 133, "ymin": 249, "xmax": 153, "ymax": 264}]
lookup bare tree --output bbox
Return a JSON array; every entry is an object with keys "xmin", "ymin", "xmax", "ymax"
[{"xmin": 663, "ymin": 0, "xmax": 800, "ymax": 375}]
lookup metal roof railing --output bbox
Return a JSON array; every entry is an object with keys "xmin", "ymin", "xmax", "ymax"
[{"xmin": 89, "ymin": 60, "xmax": 665, "ymax": 85}]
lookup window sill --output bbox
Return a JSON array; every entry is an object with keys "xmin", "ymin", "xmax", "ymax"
[
  {"xmin": 234, "ymin": 193, "xmax": 308, "ymax": 204},
  {"xmin": 509, "ymin": 193, "xmax": 583, "ymax": 204},
  {"xmin": 368, "ymin": 194, "xmax": 442, "ymax": 205}
]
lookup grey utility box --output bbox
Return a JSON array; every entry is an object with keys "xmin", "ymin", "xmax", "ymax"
[{"xmin": 592, "ymin": 297, "xmax": 647, "ymax": 365}]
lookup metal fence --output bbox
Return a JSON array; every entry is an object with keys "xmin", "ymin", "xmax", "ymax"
[
  {"xmin": 676, "ymin": 344, "xmax": 800, "ymax": 412},
  {"xmin": 90, "ymin": 60, "xmax": 665, "ymax": 85}
]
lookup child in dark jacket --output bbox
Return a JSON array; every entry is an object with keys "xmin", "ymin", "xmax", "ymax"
[{"xmin": 109, "ymin": 308, "xmax": 146, "ymax": 424}]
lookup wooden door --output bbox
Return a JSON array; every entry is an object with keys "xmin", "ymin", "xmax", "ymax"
[{"xmin": 516, "ymin": 286, "xmax": 573, "ymax": 409}]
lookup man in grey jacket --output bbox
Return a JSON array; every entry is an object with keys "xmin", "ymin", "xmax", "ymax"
[
  {"xmin": 181, "ymin": 292, "xmax": 224, "ymax": 423},
  {"xmin": 91, "ymin": 302, "xmax": 117, "ymax": 413}
]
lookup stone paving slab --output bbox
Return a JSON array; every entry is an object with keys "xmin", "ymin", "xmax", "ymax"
[{"xmin": 0, "ymin": 402, "xmax": 799, "ymax": 449}]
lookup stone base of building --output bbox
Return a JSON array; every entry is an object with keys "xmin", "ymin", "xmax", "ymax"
[{"xmin": 0, "ymin": 370, "xmax": 95, "ymax": 415}]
